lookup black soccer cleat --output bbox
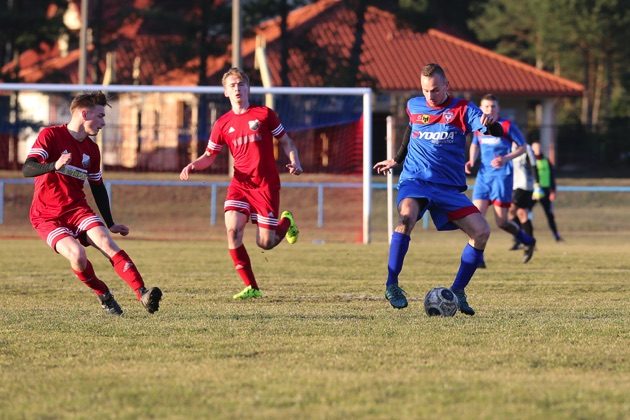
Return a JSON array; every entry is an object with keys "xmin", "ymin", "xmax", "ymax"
[
  {"xmin": 523, "ymin": 238, "xmax": 536, "ymax": 263},
  {"xmin": 140, "ymin": 287, "xmax": 163, "ymax": 314},
  {"xmin": 98, "ymin": 291, "xmax": 123, "ymax": 316},
  {"xmin": 385, "ymin": 284, "xmax": 408, "ymax": 309},
  {"xmin": 451, "ymin": 288, "xmax": 475, "ymax": 316}
]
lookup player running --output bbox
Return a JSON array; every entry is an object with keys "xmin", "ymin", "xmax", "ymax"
[
  {"xmin": 22, "ymin": 91, "xmax": 162, "ymax": 316},
  {"xmin": 180, "ymin": 67, "xmax": 302, "ymax": 300},
  {"xmin": 373, "ymin": 63, "xmax": 504, "ymax": 315},
  {"xmin": 466, "ymin": 94, "xmax": 536, "ymax": 264}
]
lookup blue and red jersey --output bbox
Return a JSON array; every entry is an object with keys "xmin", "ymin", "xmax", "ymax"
[
  {"xmin": 472, "ymin": 119, "xmax": 525, "ymax": 178},
  {"xmin": 400, "ymin": 96, "xmax": 489, "ymax": 190}
]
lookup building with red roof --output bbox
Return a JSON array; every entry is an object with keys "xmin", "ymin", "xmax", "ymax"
[{"xmin": 1, "ymin": 0, "xmax": 582, "ymax": 170}]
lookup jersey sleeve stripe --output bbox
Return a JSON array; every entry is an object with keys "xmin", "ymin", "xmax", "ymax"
[
  {"xmin": 88, "ymin": 171, "xmax": 102, "ymax": 181},
  {"xmin": 271, "ymin": 124, "xmax": 285, "ymax": 137},
  {"xmin": 206, "ymin": 140, "xmax": 223, "ymax": 154},
  {"xmin": 28, "ymin": 148, "xmax": 48, "ymax": 160}
]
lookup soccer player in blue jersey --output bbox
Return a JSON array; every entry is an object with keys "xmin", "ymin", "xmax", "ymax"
[
  {"xmin": 465, "ymin": 94, "xmax": 536, "ymax": 264},
  {"xmin": 373, "ymin": 63, "xmax": 504, "ymax": 315}
]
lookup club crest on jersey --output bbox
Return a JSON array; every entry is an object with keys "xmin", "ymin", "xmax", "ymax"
[
  {"xmin": 443, "ymin": 110, "xmax": 454, "ymax": 124},
  {"xmin": 415, "ymin": 114, "xmax": 431, "ymax": 124},
  {"xmin": 248, "ymin": 119, "xmax": 260, "ymax": 131},
  {"xmin": 81, "ymin": 154, "xmax": 90, "ymax": 168}
]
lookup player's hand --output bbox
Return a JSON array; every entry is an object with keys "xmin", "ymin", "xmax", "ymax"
[
  {"xmin": 373, "ymin": 159, "xmax": 398, "ymax": 175},
  {"xmin": 55, "ymin": 152, "xmax": 72, "ymax": 170},
  {"xmin": 109, "ymin": 224, "xmax": 130, "ymax": 236},
  {"xmin": 179, "ymin": 163, "xmax": 194, "ymax": 181},
  {"xmin": 464, "ymin": 160, "xmax": 474, "ymax": 174},
  {"xmin": 480, "ymin": 113, "xmax": 497, "ymax": 126},
  {"xmin": 549, "ymin": 191, "xmax": 556, "ymax": 202},
  {"xmin": 286, "ymin": 162, "xmax": 303, "ymax": 175},
  {"xmin": 491, "ymin": 155, "xmax": 505, "ymax": 168}
]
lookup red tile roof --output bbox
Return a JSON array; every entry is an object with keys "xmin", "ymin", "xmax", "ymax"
[
  {"xmin": 179, "ymin": 0, "xmax": 581, "ymax": 96},
  {"xmin": 4, "ymin": 0, "xmax": 583, "ymax": 97}
]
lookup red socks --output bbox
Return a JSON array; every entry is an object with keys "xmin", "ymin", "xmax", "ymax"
[
  {"xmin": 276, "ymin": 217, "xmax": 291, "ymax": 239},
  {"xmin": 228, "ymin": 245, "xmax": 258, "ymax": 289},
  {"xmin": 110, "ymin": 250, "xmax": 145, "ymax": 298},
  {"xmin": 72, "ymin": 260, "xmax": 109, "ymax": 296}
]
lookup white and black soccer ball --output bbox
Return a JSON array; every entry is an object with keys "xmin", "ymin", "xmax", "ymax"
[{"xmin": 424, "ymin": 287, "xmax": 459, "ymax": 317}]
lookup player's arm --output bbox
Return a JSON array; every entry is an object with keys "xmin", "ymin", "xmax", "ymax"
[
  {"xmin": 494, "ymin": 144, "xmax": 525, "ymax": 168},
  {"xmin": 89, "ymin": 182, "xmax": 115, "ymax": 229},
  {"xmin": 373, "ymin": 125, "xmax": 410, "ymax": 175},
  {"xmin": 22, "ymin": 153, "xmax": 72, "ymax": 177},
  {"xmin": 179, "ymin": 151, "xmax": 217, "ymax": 181},
  {"xmin": 278, "ymin": 133, "xmax": 303, "ymax": 175},
  {"xmin": 465, "ymin": 141, "xmax": 479, "ymax": 174}
]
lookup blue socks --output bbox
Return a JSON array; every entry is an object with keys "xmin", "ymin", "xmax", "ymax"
[
  {"xmin": 516, "ymin": 229, "xmax": 534, "ymax": 246},
  {"xmin": 451, "ymin": 244, "xmax": 484, "ymax": 291},
  {"xmin": 386, "ymin": 232, "xmax": 410, "ymax": 286}
]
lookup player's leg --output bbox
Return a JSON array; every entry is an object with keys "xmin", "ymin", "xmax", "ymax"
[
  {"xmin": 55, "ymin": 235, "xmax": 122, "ymax": 315},
  {"xmin": 493, "ymin": 202, "xmax": 535, "ymax": 262},
  {"xmin": 384, "ymin": 196, "xmax": 425, "ymax": 309},
  {"xmin": 516, "ymin": 207, "xmax": 533, "ymax": 238},
  {"xmin": 450, "ymin": 212, "xmax": 490, "ymax": 316},
  {"xmin": 85, "ymin": 224, "xmax": 162, "ymax": 313},
  {"xmin": 225, "ymin": 210, "xmax": 262, "ymax": 299},
  {"xmin": 540, "ymin": 194, "xmax": 561, "ymax": 240},
  {"xmin": 508, "ymin": 201, "xmax": 522, "ymax": 250}
]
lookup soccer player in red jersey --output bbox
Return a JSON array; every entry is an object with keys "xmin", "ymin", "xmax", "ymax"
[
  {"xmin": 22, "ymin": 91, "xmax": 162, "ymax": 316},
  {"xmin": 180, "ymin": 67, "xmax": 303, "ymax": 300}
]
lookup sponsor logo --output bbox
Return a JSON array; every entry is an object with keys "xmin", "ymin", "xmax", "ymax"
[
  {"xmin": 228, "ymin": 126, "xmax": 235, "ymax": 133},
  {"xmin": 81, "ymin": 153, "xmax": 90, "ymax": 168},
  {"xmin": 57, "ymin": 164, "xmax": 88, "ymax": 181},
  {"xmin": 443, "ymin": 110, "xmax": 454, "ymax": 123},
  {"xmin": 415, "ymin": 131, "xmax": 456, "ymax": 141},
  {"xmin": 248, "ymin": 119, "xmax": 260, "ymax": 131},
  {"xmin": 232, "ymin": 133, "xmax": 262, "ymax": 146}
]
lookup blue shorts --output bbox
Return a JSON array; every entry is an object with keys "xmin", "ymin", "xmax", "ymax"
[
  {"xmin": 397, "ymin": 179, "xmax": 480, "ymax": 231},
  {"xmin": 472, "ymin": 172, "xmax": 513, "ymax": 208}
]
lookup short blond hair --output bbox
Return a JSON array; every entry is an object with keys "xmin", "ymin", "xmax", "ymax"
[
  {"xmin": 221, "ymin": 67, "xmax": 250, "ymax": 87},
  {"xmin": 70, "ymin": 91, "xmax": 110, "ymax": 112}
]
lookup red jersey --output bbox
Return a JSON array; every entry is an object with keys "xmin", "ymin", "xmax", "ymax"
[
  {"xmin": 206, "ymin": 106, "xmax": 286, "ymax": 189},
  {"xmin": 27, "ymin": 125, "xmax": 103, "ymax": 221}
]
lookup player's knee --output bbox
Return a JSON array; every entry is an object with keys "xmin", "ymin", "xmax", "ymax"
[
  {"xmin": 256, "ymin": 237, "xmax": 274, "ymax": 250},
  {"xmin": 473, "ymin": 223, "xmax": 491, "ymax": 244},
  {"xmin": 397, "ymin": 214, "xmax": 416, "ymax": 234},
  {"xmin": 226, "ymin": 227, "xmax": 242, "ymax": 243},
  {"xmin": 64, "ymin": 245, "xmax": 87, "ymax": 266}
]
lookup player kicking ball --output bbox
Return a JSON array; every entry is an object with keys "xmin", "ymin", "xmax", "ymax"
[
  {"xmin": 23, "ymin": 92, "xmax": 162, "ymax": 316},
  {"xmin": 180, "ymin": 67, "xmax": 302, "ymax": 300}
]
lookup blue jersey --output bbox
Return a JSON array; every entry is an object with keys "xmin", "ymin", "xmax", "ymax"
[
  {"xmin": 472, "ymin": 119, "xmax": 525, "ymax": 178},
  {"xmin": 400, "ymin": 96, "xmax": 488, "ymax": 190}
]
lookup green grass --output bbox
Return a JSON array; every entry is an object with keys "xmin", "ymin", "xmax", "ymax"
[{"xmin": 1, "ymin": 232, "xmax": 629, "ymax": 419}]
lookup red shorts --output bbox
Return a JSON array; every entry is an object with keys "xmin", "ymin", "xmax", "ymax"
[
  {"xmin": 224, "ymin": 183, "xmax": 280, "ymax": 230},
  {"xmin": 31, "ymin": 206, "xmax": 105, "ymax": 252}
]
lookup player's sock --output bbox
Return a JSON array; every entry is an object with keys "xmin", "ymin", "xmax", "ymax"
[
  {"xmin": 72, "ymin": 260, "xmax": 109, "ymax": 296},
  {"xmin": 110, "ymin": 250, "xmax": 145, "ymax": 298},
  {"xmin": 386, "ymin": 232, "xmax": 410, "ymax": 286},
  {"xmin": 523, "ymin": 220, "xmax": 533, "ymax": 237},
  {"xmin": 515, "ymin": 229, "xmax": 534, "ymax": 246},
  {"xmin": 451, "ymin": 244, "xmax": 484, "ymax": 291},
  {"xmin": 229, "ymin": 245, "xmax": 259, "ymax": 289},
  {"xmin": 276, "ymin": 217, "xmax": 291, "ymax": 239}
]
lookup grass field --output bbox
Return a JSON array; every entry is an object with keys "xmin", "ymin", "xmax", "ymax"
[{"xmin": 1, "ymin": 172, "xmax": 629, "ymax": 418}]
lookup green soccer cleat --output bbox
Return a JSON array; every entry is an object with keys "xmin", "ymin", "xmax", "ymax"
[
  {"xmin": 281, "ymin": 210, "xmax": 299, "ymax": 244},
  {"xmin": 233, "ymin": 285, "xmax": 263, "ymax": 300}
]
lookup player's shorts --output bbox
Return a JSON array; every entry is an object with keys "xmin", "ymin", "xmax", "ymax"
[
  {"xmin": 224, "ymin": 183, "xmax": 280, "ymax": 230},
  {"xmin": 512, "ymin": 188, "xmax": 534, "ymax": 210},
  {"xmin": 472, "ymin": 172, "xmax": 512, "ymax": 208},
  {"xmin": 31, "ymin": 206, "xmax": 105, "ymax": 252},
  {"xmin": 397, "ymin": 179, "xmax": 480, "ymax": 231}
]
